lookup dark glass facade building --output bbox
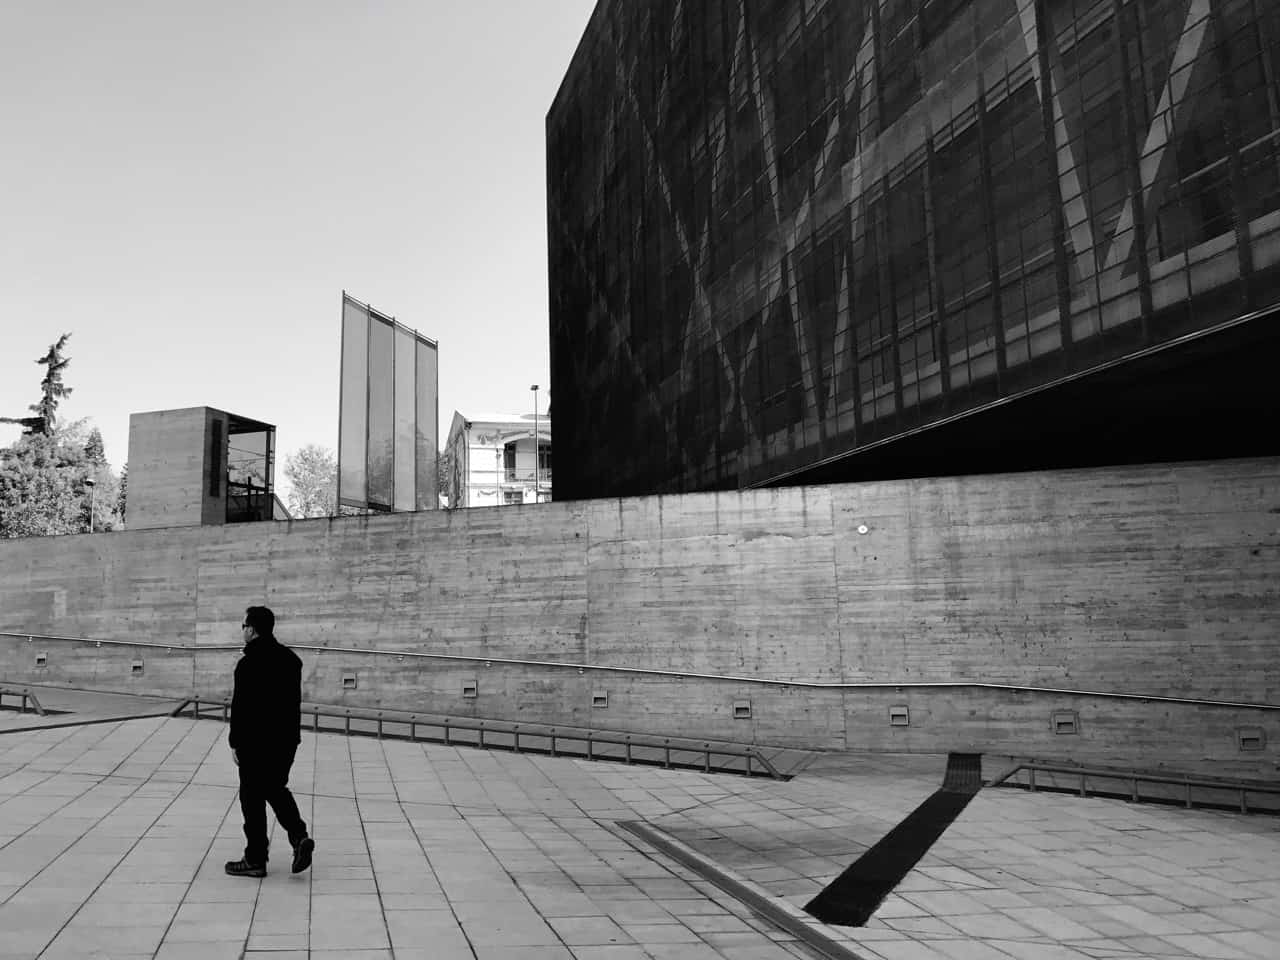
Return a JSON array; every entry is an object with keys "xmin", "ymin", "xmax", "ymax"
[{"xmin": 547, "ymin": 0, "xmax": 1280, "ymax": 498}]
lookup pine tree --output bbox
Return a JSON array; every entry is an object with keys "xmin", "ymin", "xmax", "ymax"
[
  {"xmin": 117, "ymin": 463, "xmax": 128, "ymax": 524},
  {"xmin": 33, "ymin": 333, "xmax": 73, "ymax": 434},
  {"xmin": 0, "ymin": 333, "xmax": 73, "ymax": 436},
  {"xmin": 84, "ymin": 427, "xmax": 106, "ymax": 465},
  {"xmin": 0, "ymin": 335, "xmax": 123, "ymax": 538}
]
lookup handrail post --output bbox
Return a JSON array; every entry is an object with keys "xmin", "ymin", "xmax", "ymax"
[
  {"xmin": 746, "ymin": 752, "xmax": 753, "ymax": 776},
  {"xmin": 376, "ymin": 712, "xmax": 383, "ymax": 739},
  {"xmin": 586, "ymin": 733, "xmax": 593, "ymax": 761},
  {"xmin": 479, "ymin": 722, "xmax": 485, "ymax": 749},
  {"xmin": 664, "ymin": 739, "xmax": 671, "ymax": 769},
  {"xmin": 1185, "ymin": 778, "xmax": 1192, "ymax": 809},
  {"xmin": 704, "ymin": 744, "xmax": 711, "ymax": 773},
  {"xmin": 513, "ymin": 725, "xmax": 520, "ymax": 753},
  {"xmin": 345, "ymin": 710, "xmax": 351, "ymax": 736},
  {"xmin": 549, "ymin": 728, "xmax": 556, "ymax": 757},
  {"xmin": 410, "ymin": 717, "xmax": 417, "ymax": 742},
  {"xmin": 313, "ymin": 706, "xmax": 319, "ymax": 731},
  {"xmin": 625, "ymin": 736, "xmax": 632, "ymax": 764},
  {"xmin": 1080, "ymin": 773, "xmax": 1087, "ymax": 798},
  {"xmin": 222, "ymin": 701, "xmax": 229, "ymax": 723},
  {"xmin": 444, "ymin": 719, "xmax": 451, "ymax": 745},
  {"xmin": 1240, "ymin": 789, "xmax": 1248, "ymax": 814},
  {"xmin": 1028, "ymin": 768, "xmax": 1036, "ymax": 792}
]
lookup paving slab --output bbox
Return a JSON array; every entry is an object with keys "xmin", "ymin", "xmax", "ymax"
[{"xmin": 0, "ymin": 715, "xmax": 1277, "ymax": 959}]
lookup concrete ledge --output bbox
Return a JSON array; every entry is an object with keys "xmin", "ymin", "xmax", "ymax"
[{"xmin": 615, "ymin": 820, "xmax": 870, "ymax": 960}]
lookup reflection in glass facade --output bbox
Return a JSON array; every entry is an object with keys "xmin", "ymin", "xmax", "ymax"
[
  {"xmin": 415, "ymin": 338, "xmax": 440, "ymax": 511},
  {"xmin": 338, "ymin": 293, "xmax": 440, "ymax": 511},
  {"xmin": 338, "ymin": 297, "xmax": 368, "ymax": 502},
  {"xmin": 548, "ymin": 0, "xmax": 1280, "ymax": 499},
  {"xmin": 226, "ymin": 420, "xmax": 275, "ymax": 523},
  {"xmin": 367, "ymin": 310, "xmax": 395, "ymax": 508}
]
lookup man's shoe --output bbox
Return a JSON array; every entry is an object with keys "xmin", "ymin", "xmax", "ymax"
[
  {"xmin": 291, "ymin": 837, "xmax": 314, "ymax": 874},
  {"xmin": 225, "ymin": 858, "xmax": 266, "ymax": 878}
]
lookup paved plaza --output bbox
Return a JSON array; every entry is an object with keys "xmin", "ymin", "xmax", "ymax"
[{"xmin": 1, "ymin": 708, "xmax": 1278, "ymax": 959}]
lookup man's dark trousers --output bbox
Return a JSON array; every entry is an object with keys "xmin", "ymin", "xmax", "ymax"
[{"xmin": 238, "ymin": 744, "xmax": 307, "ymax": 865}]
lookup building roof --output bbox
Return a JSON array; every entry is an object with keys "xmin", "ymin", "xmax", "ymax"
[
  {"xmin": 458, "ymin": 412, "xmax": 550, "ymax": 425},
  {"xmin": 446, "ymin": 410, "xmax": 551, "ymax": 448}
]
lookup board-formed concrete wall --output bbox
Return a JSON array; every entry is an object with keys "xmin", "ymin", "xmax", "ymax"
[{"xmin": 1, "ymin": 458, "xmax": 1277, "ymax": 775}]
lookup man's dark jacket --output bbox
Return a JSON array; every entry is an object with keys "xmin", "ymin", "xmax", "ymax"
[{"xmin": 229, "ymin": 634, "xmax": 302, "ymax": 752}]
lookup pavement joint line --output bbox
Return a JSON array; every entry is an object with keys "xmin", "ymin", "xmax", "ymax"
[
  {"xmin": 0, "ymin": 708, "xmax": 186, "ymax": 736},
  {"xmin": 0, "ymin": 720, "xmax": 164, "ymax": 840},
  {"xmin": 151, "ymin": 735, "xmax": 247, "ymax": 953},
  {"xmin": 391, "ymin": 744, "xmax": 486, "ymax": 960},
  {"xmin": 350, "ymin": 729, "xmax": 398, "ymax": 956},
  {"xmin": 614, "ymin": 819, "xmax": 871, "ymax": 960},
  {"xmin": 1, "ymin": 717, "xmax": 139, "ymax": 778},
  {"xmin": 5, "ymin": 717, "xmax": 225, "ymax": 955}
]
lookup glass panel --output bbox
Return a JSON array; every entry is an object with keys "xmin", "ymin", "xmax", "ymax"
[
  {"xmin": 338, "ymin": 297, "xmax": 369, "ymax": 507},
  {"xmin": 393, "ymin": 326, "xmax": 416, "ymax": 512},
  {"xmin": 415, "ymin": 338, "xmax": 439, "ymax": 510},
  {"xmin": 366, "ymin": 312, "xmax": 395, "ymax": 510},
  {"xmin": 226, "ymin": 428, "xmax": 273, "ymax": 523}
]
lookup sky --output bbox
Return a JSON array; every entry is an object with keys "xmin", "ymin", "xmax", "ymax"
[{"xmin": 0, "ymin": 0, "xmax": 598, "ymax": 495}]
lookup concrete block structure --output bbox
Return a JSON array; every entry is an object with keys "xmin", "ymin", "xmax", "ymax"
[
  {"xmin": 126, "ymin": 407, "xmax": 277, "ymax": 530},
  {"xmin": 547, "ymin": 0, "xmax": 1280, "ymax": 498}
]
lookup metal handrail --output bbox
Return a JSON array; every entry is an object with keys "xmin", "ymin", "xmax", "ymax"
[
  {"xmin": 0, "ymin": 685, "xmax": 45, "ymax": 716},
  {"xmin": 989, "ymin": 760, "xmax": 1280, "ymax": 814},
  {"xmin": 6, "ymin": 631, "xmax": 1278, "ymax": 712},
  {"xmin": 170, "ymin": 697, "xmax": 785, "ymax": 780}
]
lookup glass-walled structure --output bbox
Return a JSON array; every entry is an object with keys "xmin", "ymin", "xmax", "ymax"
[
  {"xmin": 548, "ymin": 0, "xmax": 1280, "ymax": 498},
  {"xmin": 225, "ymin": 416, "xmax": 275, "ymax": 524},
  {"xmin": 338, "ymin": 292, "xmax": 440, "ymax": 512}
]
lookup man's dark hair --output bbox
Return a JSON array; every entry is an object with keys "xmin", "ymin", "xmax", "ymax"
[{"xmin": 244, "ymin": 606, "xmax": 275, "ymax": 637}]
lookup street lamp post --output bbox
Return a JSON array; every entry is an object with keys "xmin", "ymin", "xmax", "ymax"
[
  {"xmin": 84, "ymin": 477, "xmax": 96, "ymax": 533},
  {"xmin": 530, "ymin": 384, "xmax": 539, "ymax": 502}
]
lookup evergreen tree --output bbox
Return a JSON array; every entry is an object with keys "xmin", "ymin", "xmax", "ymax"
[
  {"xmin": 84, "ymin": 427, "xmax": 106, "ymax": 465},
  {"xmin": 33, "ymin": 333, "xmax": 73, "ymax": 434},
  {"xmin": 0, "ymin": 333, "xmax": 74, "ymax": 436},
  {"xmin": 0, "ymin": 335, "xmax": 122, "ymax": 538},
  {"xmin": 117, "ymin": 463, "xmax": 128, "ymax": 524},
  {"xmin": 0, "ymin": 430, "xmax": 90, "ymax": 537}
]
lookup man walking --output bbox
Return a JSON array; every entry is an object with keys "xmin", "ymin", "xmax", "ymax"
[{"xmin": 224, "ymin": 605, "xmax": 315, "ymax": 877}]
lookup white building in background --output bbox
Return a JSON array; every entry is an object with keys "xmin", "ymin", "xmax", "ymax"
[{"xmin": 444, "ymin": 411, "xmax": 551, "ymax": 508}]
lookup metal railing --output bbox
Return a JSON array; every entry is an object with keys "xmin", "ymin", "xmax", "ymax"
[
  {"xmin": 989, "ymin": 761, "xmax": 1280, "ymax": 815},
  {"xmin": 0, "ymin": 686, "xmax": 45, "ymax": 716},
  {"xmin": 6, "ymin": 631, "xmax": 1279, "ymax": 712},
  {"xmin": 171, "ymin": 697, "xmax": 785, "ymax": 780}
]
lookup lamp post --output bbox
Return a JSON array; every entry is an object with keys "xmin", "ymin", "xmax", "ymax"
[
  {"xmin": 530, "ymin": 384, "xmax": 540, "ymax": 502},
  {"xmin": 83, "ymin": 477, "xmax": 96, "ymax": 533}
]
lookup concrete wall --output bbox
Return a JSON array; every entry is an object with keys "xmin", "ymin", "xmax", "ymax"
[
  {"xmin": 2, "ymin": 458, "xmax": 1277, "ymax": 775},
  {"xmin": 126, "ymin": 407, "xmax": 224, "ymax": 530}
]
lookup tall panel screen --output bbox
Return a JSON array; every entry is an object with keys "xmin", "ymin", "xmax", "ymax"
[
  {"xmin": 337, "ymin": 292, "xmax": 440, "ymax": 512},
  {"xmin": 366, "ymin": 311, "xmax": 395, "ymax": 509},
  {"xmin": 337, "ymin": 297, "xmax": 368, "ymax": 505},
  {"xmin": 415, "ymin": 337, "xmax": 439, "ymax": 510},
  {"xmin": 393, "ymin": 326, "xmax": 416, "ymax": 512}
]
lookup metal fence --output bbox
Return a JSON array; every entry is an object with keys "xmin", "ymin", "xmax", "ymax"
[{"xmin": 172, "ymin": 697, "xmax": 786, "ymax": 780}]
